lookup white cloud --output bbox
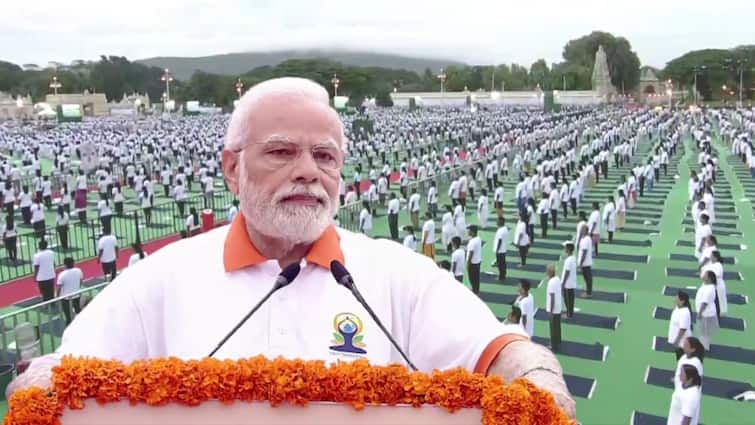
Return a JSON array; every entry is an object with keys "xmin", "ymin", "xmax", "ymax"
[{"xmin": 2, "ymin": 0, "xmax": 753, "ymax": 69}]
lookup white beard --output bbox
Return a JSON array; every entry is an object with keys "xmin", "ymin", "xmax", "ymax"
[{"xmin": 239, "ymin": 163, "xmax": 335, "ymax": 245}]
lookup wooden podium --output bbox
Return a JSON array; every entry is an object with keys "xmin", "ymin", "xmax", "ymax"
[{"xmin": 61, "ymin": 401, "xmax": 481, "ymax": 425}]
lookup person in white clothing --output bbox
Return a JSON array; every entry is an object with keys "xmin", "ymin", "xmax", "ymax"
[
  {"xmin": 577, "ymin": 226, "xmax": 594, "ymax": 297},
  {"xmin": 694, "ymin": 214, "xmax": 712, "ymax": 260},
  {"xmin": 492, "ymin": 217, "xmax": 508, "ymax": 281},
  {"xmin": 667, "ymin": 364, "xmax": 702, "ymax": 425},
  {"xmin": 602, "ymin": 196, "xmax": 616, "ymax": 243},
  {"xmin": 450, "ymin": 236, "xmax": 465, "ymax": 283},
  {"xmin": 587, "ymin": 202, "xmax": 601, "ymax": 256},
  {"xmin": 668, "ymin": 292, "xmax": 694, "ymax": 359},
  {"xmin": 57, "ymin": 258, "xmax": 83, "ymax": 324},
  {"xmin": 402, "ymin": 225, "xmax": 417, "ymax": 252},
  {"xmin": 545, "ymin": 265, "xmax": 563, "ymax": 351},
  {"xmin": 466, "ymin": 225, "xmax": 482, "ymax": 294},
  {"xmin": 227, "ymin": 200, "xmax": 240, "ymax": 224},
  {"xmin": 477, "ymin": 189, "xmax": 489, "ymax": 230},
  {"xmin": 5, "ymin": 77, "xmax": 575, "ymax": 418},
  {"xmin": 421, "ymin": 212, "xmax": 436, "ymax": 259},
  {"xmin": 561, "ymin": 242, "xmax": 577, "ymax": 318},
  {"xmin": 695, "ymin": 270, "xmax": 719, "ymax": 350},
  {"xmin": 358, "ymin": 200, "xmax": 372, "ymax": 236},
  {"xmin": 514, "ymin": 212, "xmax": 530, "ymax": 266},
  {"xmin": 97, "ymin": 230, "xmax": 119, "ymax": 281},
  {"xmin": 700, "ymin": 250, "xmax": 727, "ymax": 315},
  {"xmin": 515, "ymin": 279, "xmax": 534, "ymax": 337},
  {"xmin": 441, "ymin": 205, "xmax": 455, "ymax": 253},
  {"xmin": 32, "ymin": 240, "xmax": 56, "ymax": 301},
  {"xmin": 453, "ymin": 204, "xmax": 466, "ymax": 240},
  {"xmin": 128, "ymin": 243, "xmax": 148, "ymax": 267}
]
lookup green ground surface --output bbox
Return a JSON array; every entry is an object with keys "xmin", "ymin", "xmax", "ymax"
[{"xmin": 1, "ymin": 135, "xmax": 753, "ymax": 423}]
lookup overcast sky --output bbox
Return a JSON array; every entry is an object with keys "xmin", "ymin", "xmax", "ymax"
[{"xmin": 3, "ymin": 0, "xmax": 752, "ymax": 69}]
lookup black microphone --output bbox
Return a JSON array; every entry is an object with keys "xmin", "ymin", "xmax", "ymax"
[
  {"xmin": 208, "ymin": 263, "xmax": 301, "ymax": 357},
  {"xmin": 330, "ymin": 260, "xmax": 418, "ymax": 371}
]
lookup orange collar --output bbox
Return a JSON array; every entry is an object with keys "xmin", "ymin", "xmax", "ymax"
[{"xmin": 223, "ymin": 213, "xmax": 344, "ymax": 272}]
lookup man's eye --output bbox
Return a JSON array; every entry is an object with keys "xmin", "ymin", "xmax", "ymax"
[{"xmin": 268, "ymin": 149, "xmax": 296, "ymax": 158}]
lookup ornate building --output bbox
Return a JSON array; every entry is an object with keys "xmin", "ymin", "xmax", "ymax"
[
  {"xmin": 591, "ymin": 45, "xmax": 616, "ymax": 101},
  {"xmin": 45, "ymin": 90, "xmax": 109, "ymax": 116}
]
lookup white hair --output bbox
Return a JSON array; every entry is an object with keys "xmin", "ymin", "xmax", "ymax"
[{"xmin": 224, "ymin": 77, "xmax": 346, "ymax": 152}]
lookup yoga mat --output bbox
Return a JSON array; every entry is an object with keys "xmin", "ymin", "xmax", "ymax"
[
  {"xmin": 534, "ymin": 309, "xmax": 618, "ymax": 330},
  {"xmin": 479, "ymin": 273, "xmax": 521, "ymax": 287},
  {"xmin": 668, "ymin": 253, "xmax": 735, "ymax": 265},
  {"xmin": 652, "ymin": 337, "xmax": 755, "ymax": 365},
  {"xmin": 587, "ymin": 268, "xmax": 636, "ymax": 281},
  {"xmin": 576, "ymin": 289, "xmax": 626, "ymax": 303},
  {"xmin": 653, "ymin": 307, "xmax": 745, "ymax": 331},
  {"xmin": 532, "ymin": 336, "xmax": 607, "ymax": 361},
  {"xmin": 630, "ymin": 411, "xmax": 666, "ymax": 425},
  {"xmin": 599, "ymin": 253, "xmax": 648, "ymax": 263},
  {"xmin": 479, "ymin": 291, "xmax": 517, "ymax": 305},
  {"xmin": 676, "ymin": 240, "xmax": 741, "ymax": 250},
  {"xmin": 564, "ymin": 374, "xmax": 596, "ymax": 399},
  {"xmin": 609, "ymin": 239, "xmax": 652, "ymax": 247},
  {"xmin": 645, "ymin": 367, "xmax": 753, "ymax": 399},
  {"xmin": 666, "ymin": 267, "xmax": 741, "ymax": 281},
  {"xmin": 663, "ymin": 285, "xmax": 747, "ymax": 305}
]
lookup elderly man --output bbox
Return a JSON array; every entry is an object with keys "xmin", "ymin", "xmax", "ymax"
[{"xmin": 7, "ymin": 78, "xmax": 574, "ymax": 418}]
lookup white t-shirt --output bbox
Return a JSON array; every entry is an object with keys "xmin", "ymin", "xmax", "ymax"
[
  {"xmin": 422, "ymin": 220, "xmax": 436, "ymax": 244},
  {"xmin": 516, "ymin": 294, "xmax": 535, "ymax": 337},
  {"xmin": 546, "ymin": 276, "xmax": 563, "ymax": 314},
  {"xmin": 466, "ymin": 237, "xmax": 482, "ymax": 264},
  {"xmin": 128, "ymin": 253, "xmax": 147, "ymax": 267},
  {"xmin": 97, "ymin": 200, "xmax": 112, "ymax": 217},
  {"xmin": 514, "ymin": 221, "xmax": 530, "ymax": 246},
  {"xmin": 668, "ymin": 306, "xmax": 692, "ymax": 347},
  {"xmin": 32, "ymin": 249, "xmax": 56, "ymax": 281},
  {"xmin": 578, "ymin": 236, "xmax": 593, "ymax": 267},
  {"xmin": 30, "ymin": 203, "xmax": 44, "ymax": 223},
  {"xmin": 451, "ymin": 248, "xmax": 465, "ymax": 277},
  {"xmin": 674, "ymin": 355, "xmax": 703, "ymax": 392},
  {"xmin": 562, "ymin": 256, "xmax": 577, "ymax": 289},
  {"xmin": 695, "ymin": 284, "xmax": 717, "ymax": 317},
  {"xmin": 667, "ymin": 386, "xmax": 701, "ymax": 425},
  {"xmin": 57, "ymin": 267, "xmax": 84, "ymax": 299},
  {"xmin": 98, "ymin": 235, "xmax": 118, "ymax": 263},
  {"xmin": 359, "ymin": 209, "xmax": 372, "ymax": 232},
  {"xmin": 493, "ymin": 226, "xmax": 508, "ymax": 254}
]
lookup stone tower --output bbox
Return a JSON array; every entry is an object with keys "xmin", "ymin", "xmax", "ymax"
[{"xmin": 591, "ymin": 45, "xmax": 616, "ymax": 100}]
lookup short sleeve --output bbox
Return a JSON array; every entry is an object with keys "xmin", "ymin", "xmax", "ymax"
[
  {"xmin": 679, "ymin": 310, "xmax": 691, "ymax": 330},
  {"xmin": 407, "ymin": 266, "xmax": 526, "ymax": 373}
]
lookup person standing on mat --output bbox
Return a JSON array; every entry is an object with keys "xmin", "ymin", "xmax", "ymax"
[
  {"xmin": 514, "ymin": 211, "xmax": 530, "ymax": 267},
  {"xmin": 667, "ymin": 364, "xmax": 702, "ymax": 425},
  {"xmin": 32, "ymin": 240, "xmax": 56, "ymax": 302},
  {"xmin": 588, "ymin": 202, "xmax": 601, "ymax": 256},
  {"xmin": 450, "ymin": 236, "xmax": 465, "ymax": 283},
  {"xmin": 537, "ymin": 192, "xmax": 549, "ymax": 238},
  {"xmin": 97, "ymin": 229, "xmax": 119, "ymax": 282},
  {"xmin": 545, "ymin": 265, "xmax": 562, "ymax": 352},
  {"xmin": 603, "ymin": 196, "xmax": 616, "ymax": 244},
  {"xmin": 2, "ymin": 215, "xmax": 18, "ymax": 264},
  {"xmin": 402, "ymin": 225, "xmax": 417, "ymax": 252},
  {"xmin": 421, "ymin": 211, "xmax": 436, "ymax": 260},
  {"xmin": 492, "ymin": 217, "xmax": 508, "ymax": 282},
  {"xmin": 561, "ymin": 241, "xmax": 577, "ymax": 319},
  {"xmin": 695, "ymin": 270, "xmax": 720, "ymax": 350},
  {"xmin": 673, "ymin": 337, "xmax": 704, "ymax": 394},
  {"xmin": 669, "ymin": 291, "xmax": 694, "ymax": 360},
  {"xmin": 466, "ymin": 225, "xmax": 482, "ymax": 295},
  {"xmin": 616, "ymin": 190, "xmax": 627, "ymax": 232},
  {"xmin": 549, "ymin": 182, "xmax": 559, "ymax": 230},
  {"xmin": 515, "ymin": 279, "xmax": 534, "ymax": 337},
  {"xmin": 694, "ymin": 213, "xmax": 712, "ymax": 260},
  {"xmin": 386, "ymin": 193, "xmax": 400, "ymax": 240},
  {"xmin": 578, "ymin": 225, "xmax": 594, "ymax": 298}
]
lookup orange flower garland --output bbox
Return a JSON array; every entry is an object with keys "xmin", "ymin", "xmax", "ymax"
[{"xmin": 4, "ymin": 356, "xmax": 574, "ymax": 425}]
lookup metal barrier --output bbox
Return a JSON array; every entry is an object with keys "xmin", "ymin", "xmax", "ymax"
[
  {"xmin": 0, "ymin": 190, "xmax": 238, "ymax": 283},
  {"xmin": 0, "ymin": 282, "xmax": 109, "ymax": 363}
]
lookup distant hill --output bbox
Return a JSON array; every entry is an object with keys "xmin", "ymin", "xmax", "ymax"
[{"xmin": 137, "ymin": 49, "xmax": 465, "ymax": 80}]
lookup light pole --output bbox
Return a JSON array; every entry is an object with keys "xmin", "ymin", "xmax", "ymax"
[
  {"xmin": 692, "ymin": 65, "xmax": 707, "ymax": 105},
  {"xmin": 235, "ymin": 78, "xmax": 244, "ymax": 99},
  {"xmin": 161, "ymin": 69, "xmax": 173, "ymax": 102},
  {"xmin": 437, "ymin": 68, "xmax": 447, "ymax": 101},
  {"xmin": 666, "ymin": 79, "xmax": 673, "ymax": 109},
  {"xmin": 331, "ymin": 74, "xmax": 340, "ymax": 97},
  {"xmin": 49, "ymin": 76, "xmax": 62, "ymax": 96}
]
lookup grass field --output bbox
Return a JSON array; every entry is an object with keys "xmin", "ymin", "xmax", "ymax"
[{"xmin": 0, "ymin": 134, "xmax": 753, "ymax": 423}]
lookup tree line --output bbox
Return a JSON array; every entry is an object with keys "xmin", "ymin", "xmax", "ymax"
[{"xmin": 1, "ymin": 32, "xmax": 752, "ymax": 108}]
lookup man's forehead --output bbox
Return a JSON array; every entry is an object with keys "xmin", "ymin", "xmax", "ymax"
[{"xmin": 247, "ymin": 94, "xmax": 341, "ymax": 139}]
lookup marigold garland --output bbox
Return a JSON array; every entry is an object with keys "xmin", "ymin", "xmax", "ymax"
[{"xmin": 4, "ymin": 356, "xmax": 573, "ymax": 425}]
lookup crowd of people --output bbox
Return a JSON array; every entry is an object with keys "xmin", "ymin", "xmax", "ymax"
[{"xmin": 2, "ymin": 101, "xmax": 754, "ymax": 424}]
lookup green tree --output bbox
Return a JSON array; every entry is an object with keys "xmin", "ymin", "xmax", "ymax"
[
  {"xmin": 662, "ymin": 47, "xmax": 754, "ymax": 101},
  {"xmin": 529, "ymin": 59, "xmax": 550, "ymax": 89},
  {"xmin": 562, "ymin": 31, "xmax": 641, "ymax": 92}
]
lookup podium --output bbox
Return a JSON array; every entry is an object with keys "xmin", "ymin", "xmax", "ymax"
[
  {"xmin": 61, "ymin": 401, "xmax": 481, "ymax": 425},
  {"xmin": 4, "ymin": 356, "xmax": 572, "ymax": 425}
]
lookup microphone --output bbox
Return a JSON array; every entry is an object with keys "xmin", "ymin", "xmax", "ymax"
[
  {"xmin": 330, "ymin": 260, "xmax": 418, "ymax": 371},
  {"xmin": 208, "ymin": 263, "xmax": 301, "ymax": 357}
]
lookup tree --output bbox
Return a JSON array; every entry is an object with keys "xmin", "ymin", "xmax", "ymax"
[
  {"xmin": 561, "ymin": 31, "xmax": 641, "ymax": 92},
  {"xmin": 375, "ymin": 90, "xmax": 394, "ymax": 107},
  {"xmin": 662, "ymin": 47, "xmax": 754, "ymax": 101},
  {"xmin": 529, "ymin": 59, "xmax": 550, "ymax": 89}
]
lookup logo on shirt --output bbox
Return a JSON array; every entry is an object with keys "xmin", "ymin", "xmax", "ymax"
[{"xmin": 329, "ymin": 312, "xmax": 367, "ymax": 355}]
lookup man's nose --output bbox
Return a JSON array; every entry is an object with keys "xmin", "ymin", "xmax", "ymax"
[{"xmin": 291, "ymin": 151, "xmax": 320, "ymax": 183}]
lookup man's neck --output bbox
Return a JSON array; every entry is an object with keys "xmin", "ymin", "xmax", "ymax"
[{"xmin": 245, "ymin": 224, "xmax": 311, "ymax": 269}]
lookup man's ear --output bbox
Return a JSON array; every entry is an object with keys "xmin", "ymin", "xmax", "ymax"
[{"xmin": 222, "ymin": 149, "xmax": 241, "ymax": 195}]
